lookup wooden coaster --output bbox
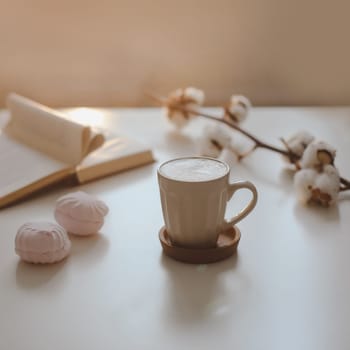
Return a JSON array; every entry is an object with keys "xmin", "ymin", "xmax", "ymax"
[{"xmin": 159, "ymin": 226, "xmax": 240, "ymax": 264}]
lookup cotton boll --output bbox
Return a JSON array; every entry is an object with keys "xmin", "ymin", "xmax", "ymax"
[
  {"xmin": 284, "ymin": 131, "xmax": 315, "ymax": 158},
  {"xmin": 183, "ymin": 87, "xmax": 205, "ymax": 118},
  {"xmin": 163, "ymin": 107, "xmax": 191, "ymax": 129},
  {"xmin": 165, "ymin": 87, "xmax": 205, "ymax": 129},
  {"xmin": 197, "ymin": 124, "xmax": 232, "ymax": 158},
  {"xmin": 218, "ymin": 148, "xmax": 238, "ymax": 168},
  {"xmin": 322, "ymin": 164, "xmax": 341, "ymax": 182},
  {"xmin": 227, "ymin": 104, "xmax": 247, "ymax": 123},
  {"xmin": 171, "ymin": 88, "xmax": 183, "ymax": 98},
  {"xmin": 294, "ymin": 168, "xmax": 317, "ymax": 204},
  {"xmin": 198, "ymin": 137, "xmax": 221, "ymax": 158},
  {"xmin": 225, "ymin": 95, "xmax": 252, "ymax": 123},
  {"xmin": 300, "ymin": 141, "xmax": 336, "ymax": 170},
  {"xmin": 294, "ymin": 165, "xmax": 340, "ymax": 207},
  {"xmin": 184, "ymin": 87, "xmax": 205, "ymax": 105},
  {"xmin": 231, "ymin": 95, "xmax": 252, "ymax": 111},
  {"xmin": 312, "ymin": 165, "xmax": 340, "ymax": 206}
]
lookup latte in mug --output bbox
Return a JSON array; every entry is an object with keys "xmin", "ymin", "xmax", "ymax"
[
  {"xmin": 157, "ymin": 157, "xmax": 258, "ymax": 248},
  {"xmin": 159, "ymin": 157, "xmax": 228, "ymax": 182}
]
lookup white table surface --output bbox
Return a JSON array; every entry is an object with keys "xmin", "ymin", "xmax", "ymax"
[{"xmin": 1, "ymin": 107, "xmax": 350, "ymax": 350}]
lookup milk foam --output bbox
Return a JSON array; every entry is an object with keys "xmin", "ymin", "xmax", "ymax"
[{"xmin": 160, "ymin": 158, "xmax": 228, "ymax": 182}]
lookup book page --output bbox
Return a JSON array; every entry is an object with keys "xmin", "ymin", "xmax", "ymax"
[
  {"xmin": 5, "ymin": 94, "xmax": 104, "ymax": 166},
  {"xmin": 76, "ymin": 132, "xmax": 154, "ymax": 183},
  {"xmin": 0, "ymin": 95, "xmax": 108, "ymax": 208},
  {"xmin": 0, "ymin": 131, "xmax": 69, "ymax": 198}
]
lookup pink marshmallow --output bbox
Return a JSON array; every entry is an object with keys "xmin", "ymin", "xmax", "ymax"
[
  {"xmin": 54, "ymin": 191, "xmax": 109, "ymax": 236},
  {"xmin": 15, "ymin": 221, "xmax": 71, "ymax": 264}
]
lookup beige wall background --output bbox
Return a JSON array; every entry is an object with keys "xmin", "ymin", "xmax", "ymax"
[{"xmin": 0, "ymin": 0, "xmax": 349, "ymax": 107}]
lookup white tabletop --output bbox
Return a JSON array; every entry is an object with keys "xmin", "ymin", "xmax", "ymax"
[{"xmin": 1, "ymin": 107, "xmax": 350, "ymax": 350}]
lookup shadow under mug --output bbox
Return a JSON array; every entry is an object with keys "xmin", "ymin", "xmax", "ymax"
[{"xmin": 158, "ymin": 156, "xmax": 258, "ymax": 248}]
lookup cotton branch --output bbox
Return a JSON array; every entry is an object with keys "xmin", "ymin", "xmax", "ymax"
[
  {"xmin": 149, "ymin": 93, "xmax": 300, "ymax": 163},
  {"xmin": 340, "ymin": 177, "xmax": 350, "ymax": 192},
  {"xmin": 148, "ymin": 92, "xmax": 350, "ymax": 194}
]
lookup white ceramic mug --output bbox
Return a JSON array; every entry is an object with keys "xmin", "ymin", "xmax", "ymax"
[{"xmin": 157, "ymin": 156, "xmax": 258, "ymax": 248}]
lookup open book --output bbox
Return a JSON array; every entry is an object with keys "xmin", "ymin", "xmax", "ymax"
[{"xmin": 0, "ymin": 93, "xmax": 154, "ymax": 209}]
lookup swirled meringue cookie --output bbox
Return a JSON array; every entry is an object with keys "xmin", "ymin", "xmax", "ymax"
[
  {"xmin": 15, "ymin": 222, "xmax": 71, "ymax": 264},
  {"xmin": 54, "ymin": 191, "xmax": 109, "ymax": 236}
]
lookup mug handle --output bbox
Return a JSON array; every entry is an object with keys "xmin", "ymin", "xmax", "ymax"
[{"xmin": 223, "ymin": 180, "xmax": 258, "ymax": 229}]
